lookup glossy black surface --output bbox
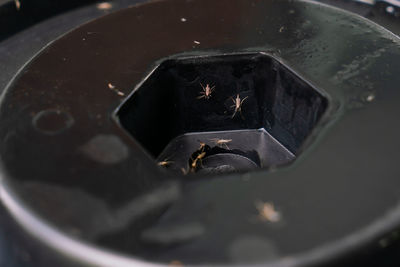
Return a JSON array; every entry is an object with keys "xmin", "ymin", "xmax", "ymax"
[
  {"xmin": 0, "ymin": 0, "xmax": 105, "ymax": 42},
  {"xmin": 0, "ymin": 0, "xmax": 399, "ymax": 266},
  {"xmin": 318, "ymin": 0, "xmax": 400, "ymax": 35}
]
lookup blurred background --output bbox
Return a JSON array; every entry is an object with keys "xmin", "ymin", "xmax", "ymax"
[{"xmin": 0, "ymin": 0, "xmax": 399, "ymax": 43}]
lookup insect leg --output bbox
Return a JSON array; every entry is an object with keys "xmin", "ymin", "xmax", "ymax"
[
  {"xmin": 240, "ymin": 109, "xmax": 245, "ymax": 120},
  {"xmin": 231, "ymin": 109, "xmax": 238, "ymax": 118}
]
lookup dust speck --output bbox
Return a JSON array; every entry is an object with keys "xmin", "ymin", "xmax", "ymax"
[
  {"xmin": 255, "ymin": 201, "xmax": 281, "ymax": 222},
  {"xmin": 366, "ymin": 93, "xmax": 375, "ymax": 102}
]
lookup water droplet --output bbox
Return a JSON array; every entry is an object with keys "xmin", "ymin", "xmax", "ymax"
[{"xmin": 80, "ymin": 134, "xmax": 129, "ymax": 164}]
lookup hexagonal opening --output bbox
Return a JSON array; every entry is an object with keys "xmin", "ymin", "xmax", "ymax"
[{"xmin": 116, "ymin": 53, "xmax": 328, "ymax": 175}]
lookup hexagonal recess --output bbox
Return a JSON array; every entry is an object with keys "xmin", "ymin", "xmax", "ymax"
[{"xmin": 116, "ymin": 53, "xmax": 328, "ymax": 175}]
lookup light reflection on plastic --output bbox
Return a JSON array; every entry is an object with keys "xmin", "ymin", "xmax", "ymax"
[{"xmin": 0, "ymin": 180, "xmax": 161, "ymax": 267}]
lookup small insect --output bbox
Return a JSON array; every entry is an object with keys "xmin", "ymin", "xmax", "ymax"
[
  {"xmin": 108, "ymin": 83, "xmax": 125, "ymax": 96},
  {"xmin": 230, "ymin": 94, "xmax": 248, "ymax": 119},
  {"xmin": 157, "ymin": 155, "xmax": 174, "ymax": 167},
  {"xmin": 15, "ymin": 0, "xmax": 20, "ymax": 10},
  {"xmin": 210, "ymin": 138, "xmax": 232, "ymax": 149},
  {"xmin": 198, "ymin": 141, "xmax": 206, "ymax": 152},
  {"xmin": 157, "ymin": 160, "xmax": 173, "ymax": 167},
  {"xmin": 190, "ymin": 151, "xmax": 206, "ymax": 172},
  {"xmin": 96, "ymin": 2, "xmax": 113, "ymax": 10},
  {"xmin": 255, "ymin": 201, "xmax": 281, "ymax": 223},
  {"xmin": 197, "ymin": 83, "xmax": 215, "ymax": 100}
]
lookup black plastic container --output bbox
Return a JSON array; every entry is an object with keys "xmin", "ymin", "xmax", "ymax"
[
  {"xmin": 1, "ymin": 0, "xmax": 400, "ymax": 266},
  {"xmin": 117, "ymin": 53, "xmax": 327, "ymax": 174}
]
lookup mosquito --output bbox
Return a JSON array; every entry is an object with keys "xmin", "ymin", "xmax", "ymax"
[
  {"xmin": 197, "ymin": 83, "xmax": 215, "ymax": 100},
  {"xmin": 210, "ymin": 138, "xmax": 232, "ymax": 149},
  {"xmin": 230, "ymin": 94, "xmax": 248, "ymax": 119},
  {"xmin": 190, "ymin": 151, "xmax": 206, "ymax": 172},
  {"xmin": 157, "ymin": 160, "xmax": 173, "ymax": 167},
  {"xmin": 255, "ymin": 201, "xmax": 281, "ymax": 223},
  {"xmin": 157, "ymin": 154, "xmax": 174, "ymax": 167},
  {"xmin": 198, "ymin": 141, "xmax": 206, "ymax": 152}
]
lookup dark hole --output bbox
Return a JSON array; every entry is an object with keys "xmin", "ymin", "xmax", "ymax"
[{"xmin": 116, "ymin": 53, "xmax": 328, "ymax": 175}]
